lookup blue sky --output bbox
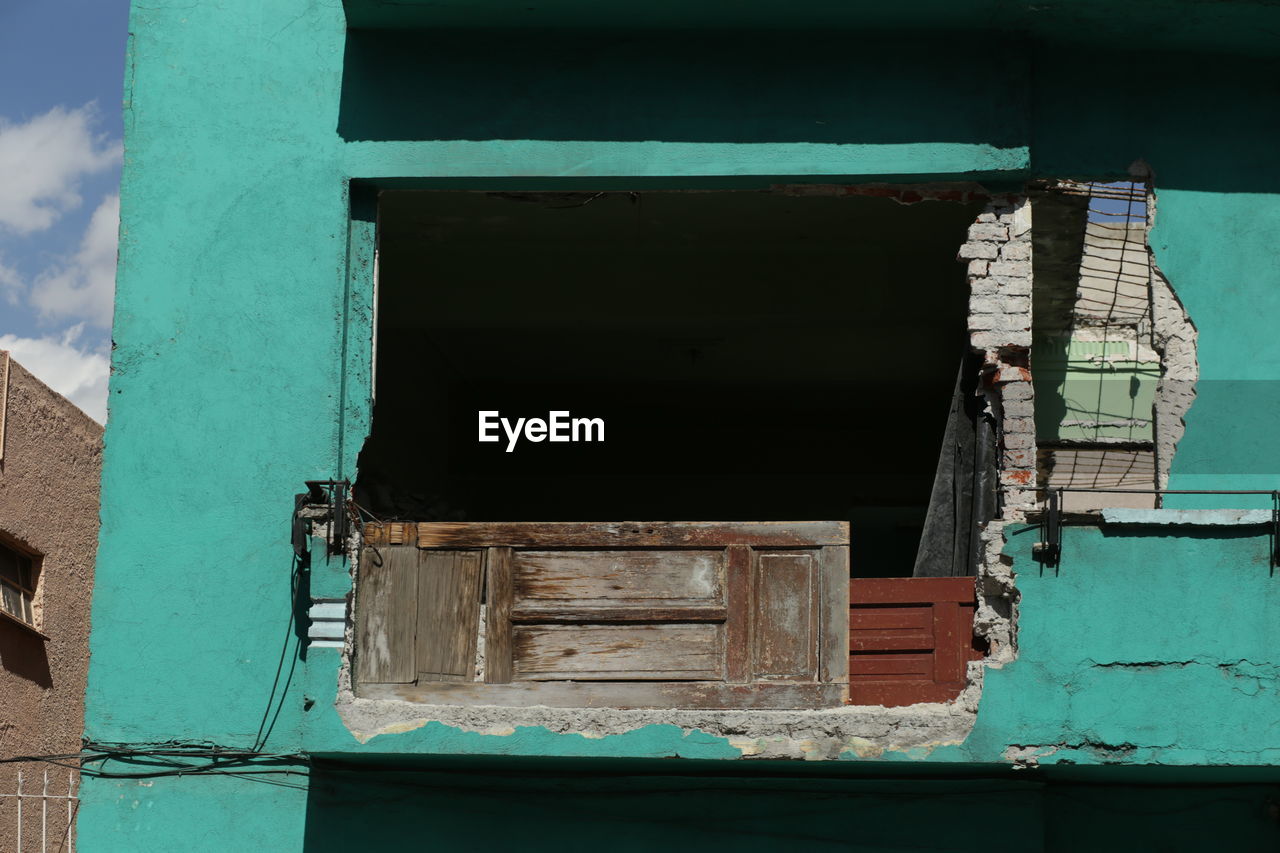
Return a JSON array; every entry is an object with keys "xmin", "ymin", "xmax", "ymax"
[{"xmin": 0, "ymin": 0, "xmax": 130, "ymax": 423}]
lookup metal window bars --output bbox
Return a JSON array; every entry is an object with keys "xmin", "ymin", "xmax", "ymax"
[{"xmin": 0, "ymin": 769, "xmax": 78, "ymax": 852}]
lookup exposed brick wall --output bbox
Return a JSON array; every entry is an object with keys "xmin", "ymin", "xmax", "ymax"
[{"xmin": 961, "ymin": 197, "xmax": 1036, "ymax": 519}]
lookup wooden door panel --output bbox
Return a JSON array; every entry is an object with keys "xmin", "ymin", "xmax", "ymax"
[
  {"xmin": 751, "ymin": 551, "xmax": 818, "ymax": 681},
  {"xmin": 513, "ymin": 549, "xmax": 724, "ymax": 610},
  {"xmin": 416, "ymin": 550, "xmax": 483, "ymax": 682},
  {"xmin": 512, "ymin": 624, "xmax": 723, "ymax": 681},
  {"xmin": 354, "ymin": 545, "xmax": 418, "ymax": 684}
]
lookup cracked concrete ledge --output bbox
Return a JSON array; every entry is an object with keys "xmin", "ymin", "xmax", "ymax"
[
  {"xmin": 1004, "ymin": 657, "xmax": 1279, "ymax": 767},
  {"xmin": 333, "ymin": 661, "xmax": 987, "ymax": 760},
  {"xmin": 1007, "ymin": 742, "xmax": 1280, "ymax": 768},
  {"xmin": 1004, "ymin": 742, "xmax": 1138, "ymax": 767},
  {"xmin": 1101, "ymin": 508, "xmax": 1273, "ymax": 526}
]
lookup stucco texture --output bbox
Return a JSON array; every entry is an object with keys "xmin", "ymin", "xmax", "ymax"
[{"xmin": 0, "ymin": 357, "xmax": 102, "ymax": 850}]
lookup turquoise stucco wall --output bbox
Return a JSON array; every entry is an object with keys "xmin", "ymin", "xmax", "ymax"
[
  {"xmin": 962, "ymin": 526, "xmax": 1280, "ymax": 765},
  {"xmin": 80, "ymin": 0, "xmax": 1280, "ymax": 849}
]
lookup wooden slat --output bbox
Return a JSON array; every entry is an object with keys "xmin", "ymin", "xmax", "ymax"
[
  {"xmin": 848, "ymin": 682, "xmax": 967, "ymax": 707},
  {"xmin": 851, "ymin": 603, "xmax": 934, "ymax": 652},
  {"xmin": 418, "ymin": 521, "xmax": 849, "ymax": 549},
  {"xmin": 354, "ymin": 545, "xmax": 418, "ymax": 684},
  {"xmin": 511, "ymin": 606, "xmax": 726, "ymax": 623},
  {"xmin": 512, "ymin": 624, "xmax": 722, "ymax": 681},
  {"xmin": 723, "ymin": 545, "xmax": 752, "ymax": 683},
  {"xmin": 752, "ymin": 551, "xmax": 817, "ymax": 680},
  {"xmin": 363, "ymin": 522, "xmax": 418, "ymax": 547},
  {"xmin": 484, "ymin": 546, "xmax": 514, "ymax": 684},
  {"xmin": 817, "ymin": 545, "xmax": 849, "ymax": 686},
  {"xmin": 513, "ymin": 550, "xmax": 724, "ymax": 604},
  {"xmin": 932, "ymin": 601, "xmax": 967, "ymax": 684},
  {"xmin": 361, "ymin": 681, "xmax": 846, "ymax": 710},
  {"xmin": 850, "ymin": 653, "xmax": 934, "ymax": 679},
  {"xmin": 851, "ymin": 606, "xmax": 933, "ymax": 632},
  {"xmin": 850, "ymin": 635, "xmax": 933, "ymax": 652},
  {"xmin": 416, "ymin": 550, "xmax": 483, "ymax": 682},
  {"xmin": 850, "ymin": 576, "xmax": 976, "ymax": 605}
]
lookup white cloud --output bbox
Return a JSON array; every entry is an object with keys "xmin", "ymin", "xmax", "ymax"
[
  {"xmin": 29, "ymin": 193, "xmax": 119, "ymax": 328},
  {"xmin": 0, "ymin": 255, "xmax": 21, "ymax": 304},
  {"xmin": 0, "ymin": 324, "xmax": 109, "ymax": 424},
  {"xmin": 0, "ymin": 105, "xmax": 121, "ymax": 235}
]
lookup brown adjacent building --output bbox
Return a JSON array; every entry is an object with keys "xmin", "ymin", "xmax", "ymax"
[{"xmin": 0, "ymin": 353, "xmax": 102, "ymax": 851}]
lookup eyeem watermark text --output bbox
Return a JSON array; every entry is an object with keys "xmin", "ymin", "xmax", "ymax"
[{"xmin": 479, "ymin": 411, "xmax": 605, "ymax": 452}]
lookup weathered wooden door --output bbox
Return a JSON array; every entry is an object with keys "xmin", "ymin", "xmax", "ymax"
[{"xmin": 356, "ymin": 521, "xmax": 849, "ymax": 709}]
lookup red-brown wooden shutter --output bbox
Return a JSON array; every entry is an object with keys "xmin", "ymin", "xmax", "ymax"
[{"xmin": 848, "ymin": 576, "xmax": 984, "ymax": 707}]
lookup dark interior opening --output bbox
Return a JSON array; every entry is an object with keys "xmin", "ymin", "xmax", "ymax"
[{"xmin": 357, "ymin": 189, "xmax": 980, "ymax": 576}]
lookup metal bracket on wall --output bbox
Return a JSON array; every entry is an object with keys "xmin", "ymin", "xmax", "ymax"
[
  {"xmin": 293, "ymin": 479, "xmax": 351, "ymax": 556},
  {"xmin": 1032, "ymin": 487, "xmax": 1062, "ymax": 567},
  {"xmin": 1273, "ymin": 491, "xmax": 1279, "ymax": 573},
  {"xmin": 1031, "ymin": 487, "xmax": 1280, "ymax": 570}
]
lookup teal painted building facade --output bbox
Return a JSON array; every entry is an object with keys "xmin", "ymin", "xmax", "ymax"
[{"xmin": 82, "ymin": 1, "xmax": 1280, "ymax": 849}]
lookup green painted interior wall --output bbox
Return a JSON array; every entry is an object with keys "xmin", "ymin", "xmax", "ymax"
[
  {"xmin": 1033, "ymin": 337, "xmax": 1159, "ymax": 442},
  {"xmin": 81, "ymin": 0, "xmax": 1280, "ymax": 848}
]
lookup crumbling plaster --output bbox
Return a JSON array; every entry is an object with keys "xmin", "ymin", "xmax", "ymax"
[
  {"xmin": 330, "ymin": 663, "xmax": 989, "ymax": 761},
  {"xmin": 1145, "ymin": 188, "xmax": 1200, "ymax": 489}
]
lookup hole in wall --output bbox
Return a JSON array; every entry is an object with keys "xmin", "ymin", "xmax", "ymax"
[{"xmin": 355, "ymin": 189, "xmax": 984, "ymax": 577}]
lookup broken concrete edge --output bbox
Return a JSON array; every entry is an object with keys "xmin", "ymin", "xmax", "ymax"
[
  {"xmin": 327, "ymin": 658, "xmax": 989, "ymax": 762},
  {"xmin": 965, "ymin": 195, "xmax": 1032, "ymax": 674},
  {"xmin": 1144, "ymin": 189, "xmax": 1200, "ymax": 491}
]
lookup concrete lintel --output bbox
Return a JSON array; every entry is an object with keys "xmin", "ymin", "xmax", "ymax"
[{"xmin": 1100, "ymin": 508, "xmax": 1272, "ymax": 526}]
